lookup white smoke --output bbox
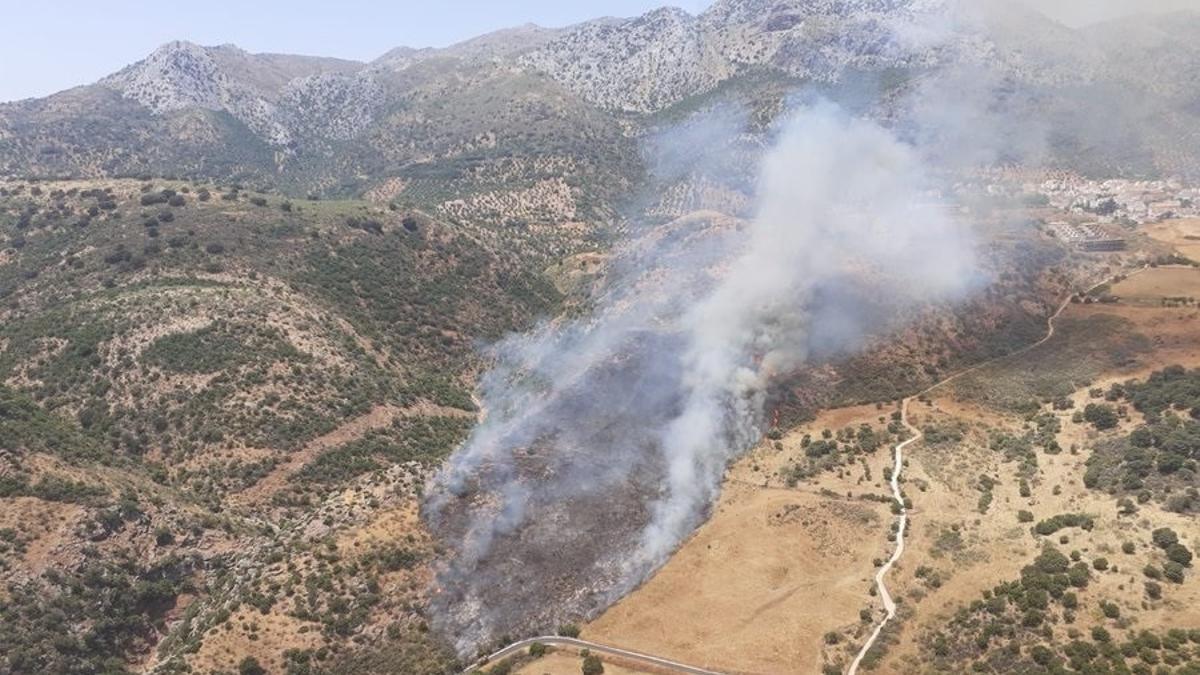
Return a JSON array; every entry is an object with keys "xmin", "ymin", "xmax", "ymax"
[
  {"xmin": 638, "ymin": 102, "xmax": 976, "ymax": 560},
  {"xmin": 424, "ymin": 96, "xmax": 981, "ymax": 654}
]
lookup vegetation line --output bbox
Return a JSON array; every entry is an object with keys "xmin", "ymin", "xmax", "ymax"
[{"xmin": 845, "ymin": 269, "xmax": 1133, "ymax": 674}]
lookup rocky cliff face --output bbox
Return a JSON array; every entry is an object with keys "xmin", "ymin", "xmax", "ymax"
[
  {"xmin": 3, "ymin": 1, "xmax": 1200, "ymax": 194},
  {"xmin": 100, "ymin": 41, "xmax": 370, "ymax": 148}
]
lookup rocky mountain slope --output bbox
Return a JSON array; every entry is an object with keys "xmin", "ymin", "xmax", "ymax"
[
  {"xmin": 0, "ymin": 176, "xmax": 580, "ymax": 674},
  {"xmin": 3, "ymin": 0, "xmax": 1200, "ymax": 209}
]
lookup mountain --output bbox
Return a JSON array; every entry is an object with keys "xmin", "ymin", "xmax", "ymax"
[
  {"xmin": 4, "ymin": 3, "xmax": 1200, "ymax": 671},
  {"xmin": 3, "ymin": 0, "xmax": 1200, "ymax": 213}
]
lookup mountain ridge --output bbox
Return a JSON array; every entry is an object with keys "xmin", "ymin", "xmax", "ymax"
[{"xmin": 3, "ymin": 0, "xmax": 1200, "ymax": 202}]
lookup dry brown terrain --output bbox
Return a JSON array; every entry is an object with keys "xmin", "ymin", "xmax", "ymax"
[
  {"xmin": 875, "ymin": 302, "xmax": 1200, "ymax": 672},
  {"xmin": 585, "ymin": 404, "xmax": 896, "ymax": 675},
  {"xmin": 1145, "ymin": 218, "xmax": 1200, "ymax": 260},
  {"xmin": 584, "ymin": 234, "xmax": 1200, "ymax": 674},
  {"xmin": 1111, "ymin": 266, "xmax": 1200, "ymax": 305}
]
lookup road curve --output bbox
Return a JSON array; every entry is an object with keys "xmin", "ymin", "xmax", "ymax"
[{"xmin": 463, "ymin": 636, "xmax": 727, "ymax": 675}]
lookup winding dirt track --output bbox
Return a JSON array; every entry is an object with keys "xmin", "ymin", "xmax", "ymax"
[
  {"xmin": 463, "ymin": 271, "xmax": 1134, "ymax": 675},
  {"xmin": 845, "ymin": 270, "xmax": 1134, "ymax": 674}
]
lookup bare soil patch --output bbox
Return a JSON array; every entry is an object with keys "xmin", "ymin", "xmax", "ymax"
[{"xmin": 586, "ymin": 480, "xmax": 887, "ymax": 675}]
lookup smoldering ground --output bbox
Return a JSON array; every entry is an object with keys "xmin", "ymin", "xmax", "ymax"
[
  {"xmin": 420, "ymin": 0, "xmax": 1187, "ymax": 656},
  {"xmin": 422, "ymin": 93, "xmax": 983, "ymax": 653}
]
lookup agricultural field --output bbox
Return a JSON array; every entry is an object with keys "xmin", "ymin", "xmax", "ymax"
[{"xmin": 1145, "ymin": 219, "xmax": 1200, "ymax": 263}]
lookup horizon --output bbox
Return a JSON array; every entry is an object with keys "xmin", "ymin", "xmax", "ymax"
[
  {"xmin": 1, "ymin": 0, "xmax": 1195, "ymax": 103},
  {"xmin": 0, "ymin": 0, "xmax": 713, "ymax": 103}
]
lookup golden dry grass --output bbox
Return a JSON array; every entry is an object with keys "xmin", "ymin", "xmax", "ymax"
[
  {"xmin": 1111, "ymin": 266, "xmax": 1200, "ymax": 305},
  {"xmin": 589, "ymin": 284, "xmax": 1200, "ymax": 674},
  {"xmin": 586, "ymin": 403, "xmax": 893, "ymax": 675},
  {"xmin": 1144, "ymin": 217, "xmax": 1200, "ymax": 260}
]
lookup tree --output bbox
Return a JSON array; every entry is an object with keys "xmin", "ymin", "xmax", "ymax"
[
  {"xmin": 1152, "ymin": 528, "xmax": 1180, "ymax": 550},
  {"xmin": 529, "ymin": 642, "xmax": 547, "ymax": 658},
  {"xmin": 238, "ymin": 657, "xmax": 266, "ymax": 675},
  {"xmin": 582, "ymin": 655, "xmax": 604, "ymax": 675},
  {"xmin": 557, "ymin": 624, "xmax": 581, "ymax": 638},
  {"xmin": 1083, "ymin": 403, "xmax": 1119, "ymax": 430},
  {"xmin": 1167, "ymin": 543, "xmax": 1193, "ymax": 567},
  {"xmin": 1164, "ymin": 561, "xmax": 1186, "ymax": 584},
  {"xmin": 1099, "ymin": 600, "xmax": 1120, "ymax": 619}
]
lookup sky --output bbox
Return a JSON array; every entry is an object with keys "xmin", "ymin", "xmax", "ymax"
[
  {"xmin": 0, "ymin": 0, "xmax": 710, "ymax": 102},
  {"xmin": 1, "ymin": 0, "xmax": 1196, "ymax": 103}
]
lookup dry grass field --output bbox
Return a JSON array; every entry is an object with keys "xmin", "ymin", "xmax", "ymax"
[
  {"xmin": 580, "ymin": 256, "xmax": 1200, "ymax": 674},
  {"xmin": 582, "ymin": 404, "xmax": 897, "ymax": 674},
  {"xmin": 1145, "ymin": 218, "xmax": 1200, "ymax": 261},
  {"xmin": 1111, "ymin": 266, "xmax": 1200, "ymax": 305}
]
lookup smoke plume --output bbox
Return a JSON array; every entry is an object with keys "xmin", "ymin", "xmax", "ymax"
[
  {"xmin": 417, "ymin": 0, "xmax": 1200, "ymax": 658},
  {"xmin": 424, "ymin": 90, "xmax": 980, "ymax": 652}
]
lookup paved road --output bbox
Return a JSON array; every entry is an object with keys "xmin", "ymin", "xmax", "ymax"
[{"xmin": 463, "ymin": 636, "xmax": 727, "ymax": 674}]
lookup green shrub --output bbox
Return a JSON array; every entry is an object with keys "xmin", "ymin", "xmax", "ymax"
[
  {"xmin": 581, "ymin": 655, "xmax": 604, "ymax": 675},
  {"xmin": 1166, "ymin": 543, "xmax": 1192, "ymax": 567},
  {"xmin": 1152, "ymin": 528, "xmax": 1179, "ymax": 549},
  {"xmin": 1083, "ymin": 403, "xmax": 1119, "ymax": 430},
  {"xmin": 1034, "ymin": 513, "xmax": 1094, "ymax": 536},
  {"xmin": 1164, "ymin": 561, "xmax": 1186, "ymax": 584},
  {"xmin": 238, "ymin": 656, "xmax": 266, "ymax": 675},
  {"xmin": 1099, "ymin": 600, "xmax": 1120, "ymax": 619}
]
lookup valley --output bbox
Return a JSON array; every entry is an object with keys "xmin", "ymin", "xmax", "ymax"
[{"xmin": 4, "ymin": 2, "xmax": 1200, "ymax": 674}]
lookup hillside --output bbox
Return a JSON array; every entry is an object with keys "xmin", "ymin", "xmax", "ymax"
[
  {"xmin": 4, "ymin": 1, "xmax": 1200, "ymax": 205},
  {"xmin": 3, "ymin": 2, "xmax": 1200, "ymax": 674},
  {"xmin": 0, "ymin": 177, "xmax": 577, "ymax": 673}
]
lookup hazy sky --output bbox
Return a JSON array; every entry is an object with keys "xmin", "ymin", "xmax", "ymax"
[
  {"xmin": 1, "ymin": 0, "xmax": 1195, "ymax": 103},
  {"xmin": 1028, "ymin": 0, "xmax": 1199, "ymax": 27},
  {"xmin": 0, "ymin": 0, "xmax": 710, "ymax": 102}
]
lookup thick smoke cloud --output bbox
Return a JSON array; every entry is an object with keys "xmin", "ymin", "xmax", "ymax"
[
  {"xmin": 424, "ymin": 91, "xmax": 980, "ymax": 652},
  {"xmin": 639, "ymin": 103, "xmax": 977, "ymax": 560},
  {"xmin": 419, "ymin": 0, "xmax": 1200, "ymax": 657}
]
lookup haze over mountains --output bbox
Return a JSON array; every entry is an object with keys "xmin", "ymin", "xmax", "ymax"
[{"xmin": 2, "ymin": 0, "xmax": 1199, "ymax": 212}]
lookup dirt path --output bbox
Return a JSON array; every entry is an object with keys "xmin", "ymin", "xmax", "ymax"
[
  {"xmin": 232, "ymin": 401, "xmax": 474, "ymax": 506},
  {"xmin": 846, "ymin": 269, "xmax": 1132, "ymax": 674},
  {"xmin": 846, "ymin": 399, "xmax": 917, "ymax": 675}
]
